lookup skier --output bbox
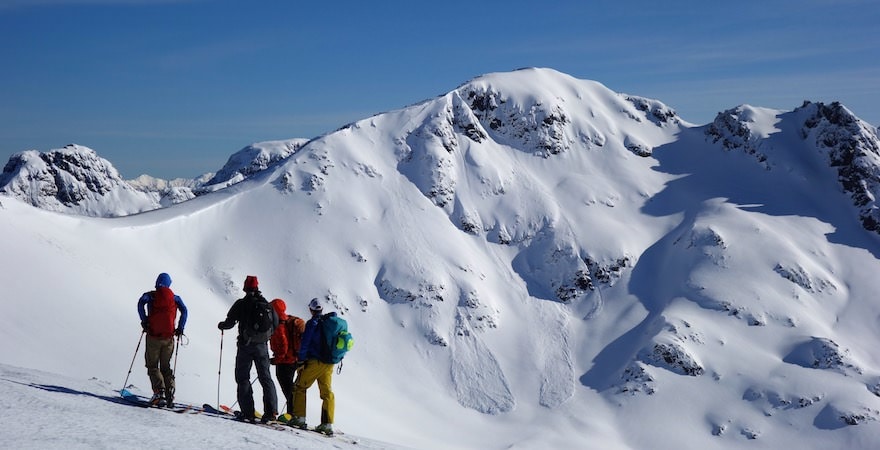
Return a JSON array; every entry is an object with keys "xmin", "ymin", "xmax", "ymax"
[
  {"xmin": 217, "ymin": 275, "xmax": 279, "ymax": 423},
  {"xmin": 137, "ymin": 272, "xmax": 188, "ymax": 407},
  {"xmin": 268, "ymin": 298, "xmax": 305, "ymax": 417},
  {"xmin": 288, "ymin": 298, "xmax": 336, "ymax": 435}
]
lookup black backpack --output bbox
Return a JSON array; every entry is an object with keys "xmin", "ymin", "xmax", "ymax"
[{"xmin": 241, "ymin": 294, "xmax": 275, "ymax": 344}]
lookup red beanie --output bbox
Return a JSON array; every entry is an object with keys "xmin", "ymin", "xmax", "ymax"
[{"xmin": 243, "ymin": 275, "xmax": 259, "ymax": 292}]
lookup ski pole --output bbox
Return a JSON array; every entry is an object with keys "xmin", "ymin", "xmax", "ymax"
[
  {"xmin": 217, "ymin": 330, "xmax": 224, "ymax": 410},
  {"xmin": 172, "ymin": 333, "xmax": 182, "ymax": 376},
  {"xmin": 228, "ymin": 377, "xmax": 258, "ymax": 410},
  {"xmin": 121, "ymin": 331, "xmax": 146, "ymax": 392}
]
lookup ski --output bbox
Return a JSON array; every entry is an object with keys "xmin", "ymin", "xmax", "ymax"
[
  {"xmin": 119, "ymin": 388, "xmax": 150, "ymax": 408},
  {"xmin": 124, "ymin": 395, "xmax": 355, "ymax": 443},
  {"xmin": 276, "ymin": 413, "xmax": 343, "ymax": 437},
  {"xmin": 119, "ymin": 388, "xmax": 199, "ymax": 414},
  {"xmin": 202, "ymin": 403, "xmax": 236, "ymax": 418}
]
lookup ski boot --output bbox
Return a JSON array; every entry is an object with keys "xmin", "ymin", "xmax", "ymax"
[
  {"xmin": 165, "ymin": 388, "xmax": 175, "ymax": 408},
  {"xmin": 260, "ymin": 412, "xmax": 277, "ymax": 424},
  {"xmin": 288, "ymin": 416, "xmax": 308, "ymax": 430},
  {"xmin": 150, "ymin": 390, "xmax": 167, "ymax": 407},
  {"xmin": 314, "ymin": 423, "xmax": 334, "ymax": 436}
]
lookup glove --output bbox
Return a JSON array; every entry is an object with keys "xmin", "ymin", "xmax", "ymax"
[
  {"xmin": 269, "ymin": 357, "xmax": 276, "ymax": 365},
  {"xmin": 174, "ymin": 328, "xmax": 184, "ymax": 337},
  {"xmin": 218, "ymin": 320, "xmax": 233, "ymax": 330},
  {"xmin": 141, "ymin": 320, "xmax": 149, "ymax": 332}
]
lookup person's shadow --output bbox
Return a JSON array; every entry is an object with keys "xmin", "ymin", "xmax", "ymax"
[{"xmin": 4, "ymin": 379, "xmax": 135, "ymax": 407}]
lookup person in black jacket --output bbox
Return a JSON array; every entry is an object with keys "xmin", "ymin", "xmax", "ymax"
[{"xmin": 218, "ymin": 275, "xmax": 279, "ymax": 423}]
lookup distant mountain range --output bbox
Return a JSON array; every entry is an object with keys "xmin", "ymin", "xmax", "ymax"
[
  {"xmin": 2, "ymin": 74, "xmax": 878, "ymax": 232},
  {"xmin": 0, "ymin": 138, "xmax": 308, "ymax": 216}
]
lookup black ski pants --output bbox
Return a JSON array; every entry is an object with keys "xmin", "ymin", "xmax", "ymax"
[
  {"xmin": 234, "ymin": 342, "xmax": 278, "ymax": 419},
  {"xmin": 275, "ymin": 363, "xmax": 296, "ymax": 415}
]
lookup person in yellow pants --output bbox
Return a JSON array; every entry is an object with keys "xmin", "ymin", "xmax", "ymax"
[
  {"xmin": 292, "ymin": 360, "xmax": 335, "ymax": 430},
  {"xmin": 288, "ymin": 298, "xmax": 336, "ymax": 435}
]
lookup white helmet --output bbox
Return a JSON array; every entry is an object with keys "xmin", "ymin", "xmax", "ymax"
[{"xmin": 308, "ymin": 298, "xmax": 324, "ymax": 312}]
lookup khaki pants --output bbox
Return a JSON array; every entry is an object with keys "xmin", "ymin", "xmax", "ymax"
[
  {"xmin": 292, "ymin": 360, "xmax": 335, "ymax": 424},
  {"xmin": 145, "ymin": 336, "xmax": 174, "ymax": 395}
]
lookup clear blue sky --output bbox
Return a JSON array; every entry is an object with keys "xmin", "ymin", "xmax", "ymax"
[{"xmin": 2, "ymin": 0, "xmax": 878, "ymax": 179}]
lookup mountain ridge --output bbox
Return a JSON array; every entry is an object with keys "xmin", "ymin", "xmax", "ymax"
[{"xmin": 0, "ymin": 138, "xmax": 309, "ymax": 217}]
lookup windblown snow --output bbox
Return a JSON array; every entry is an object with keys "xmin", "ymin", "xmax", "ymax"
[{"xmin": 2, "ymin": 68, "xmax": 880, "ymax": 449}]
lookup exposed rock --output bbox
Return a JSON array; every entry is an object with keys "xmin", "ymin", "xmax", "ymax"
[
  {"xmin": 706, "ymin": 106, "xmax": 769, "ymax": 164},
  {"xmin": 640, "ymin": 341, "xmax": 705, "ymax": 376},
  {"xmin": 799, "ymin": 101, "xmax": 880, "ymax": 234},
  {"xmin": 784, "ymin": 337, "xmax": 862, "ymax": 375}
]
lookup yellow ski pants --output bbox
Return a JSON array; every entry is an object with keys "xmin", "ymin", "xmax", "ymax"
[{"xmin": 292, "ymin": 360, "xmax": 335, "ymax": 424}]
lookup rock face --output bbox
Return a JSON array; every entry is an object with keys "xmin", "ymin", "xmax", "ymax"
[{"xmin": 798, "ymin": 101, "xmax": 880, "ymax": 233}]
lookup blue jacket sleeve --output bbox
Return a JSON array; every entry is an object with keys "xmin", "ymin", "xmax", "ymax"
[
  {"xmin": 175, "ymin": 295, "xmax": 188, "ymax": 329},
  {"xmin": 298, "ymin": 318, "xmax": 318, "ymax": 361},
  {"xmin": 137, "ymin": 293, "xmax": 151, "ymax": 322}
]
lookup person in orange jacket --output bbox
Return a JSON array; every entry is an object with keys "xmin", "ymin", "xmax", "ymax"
[{"xmin": 268, "ymin": 298, "xmax": 305, "ymax": 416}]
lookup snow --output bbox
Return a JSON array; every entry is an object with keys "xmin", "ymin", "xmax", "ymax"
[
  {"xmin": 2, "ymin": 68, "xmax": 880, "ymax": 449},
  {"xmin": 0, "ymin": 363, "xmax": 394, "ymax": 449}
]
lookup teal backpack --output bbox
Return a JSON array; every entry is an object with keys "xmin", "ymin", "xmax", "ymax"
[{"xmin": 319, "ymin": 313, "xmax": 353, "ymax": 364}]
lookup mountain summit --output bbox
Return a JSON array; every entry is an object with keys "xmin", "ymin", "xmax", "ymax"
[
  {"xmin": 2, "ymin": 68, "xmax": 879, "ymax": 449},
  {"xmin": 0, "ymin": 144, "xmax": 162, "ymax": 216}
]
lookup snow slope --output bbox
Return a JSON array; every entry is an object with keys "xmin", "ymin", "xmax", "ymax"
[
  {"xmin": 2, "ymin": 68, "xmax": 880, "ymax": 449},
  {"xmin": 0, "ymin": 363, "xmax": 397, "ymax": 449}
]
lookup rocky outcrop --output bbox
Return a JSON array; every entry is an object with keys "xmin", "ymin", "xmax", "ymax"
[{"xmin": 799, "ymin": 101, "xmax": 880, "ymax": 233}]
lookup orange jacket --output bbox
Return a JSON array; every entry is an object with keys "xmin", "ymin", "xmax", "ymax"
[{"xmin": 270, "ymin": 316, "xmax": 305, "ymax": 364}]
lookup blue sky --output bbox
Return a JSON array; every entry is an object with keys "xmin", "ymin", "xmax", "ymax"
[{"xmin": 1, "ymin": 0, "xmax": 878, "ymax": 179}]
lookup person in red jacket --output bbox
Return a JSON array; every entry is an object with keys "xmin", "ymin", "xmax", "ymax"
[
  {"xmin": 137, "ymin": 272, "xmax": 188, "ymax": 407},
  {"xmin": 268, "ymin": 298, "xmax": 305, "ymax": 416}
]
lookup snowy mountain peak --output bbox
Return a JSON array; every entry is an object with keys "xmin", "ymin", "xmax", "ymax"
[
  {"xmin": 0, "ymin": 144, "xmax": 161, "ymax": 216},
  {"xmin": 202, "ymin": 138, "xmax": 309, "ymax": 190},
  {"xmin": 705, "ymin": 104, "xmax": 783, "ymax": 163},
  {"xmin": 452, "ymin": 68, "xmax": 682, "ymax": 158}
]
